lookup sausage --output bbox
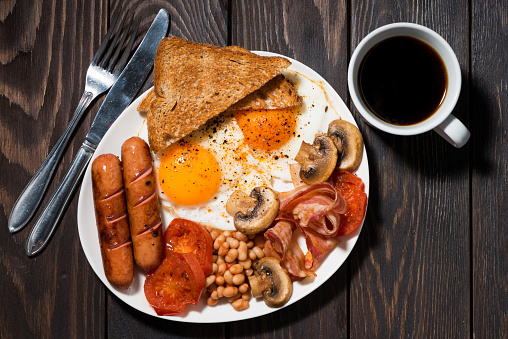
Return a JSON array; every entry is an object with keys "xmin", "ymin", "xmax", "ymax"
[
  {"xmin": 91, "ymin": 154, "xmax": 134, "ymax": 289},
  {"xmin": 121, "ymin": 137, "xmax": 164, "ymax": 271}
]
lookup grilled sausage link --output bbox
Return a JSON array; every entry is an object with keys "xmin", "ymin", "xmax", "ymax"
[
  {"xmin": 91, "ymin": 154, "xmax": 134, "ymax": 289},
  {"xmin": 121, "ymin": 137, "xmax": 164, "ymax": 271}
]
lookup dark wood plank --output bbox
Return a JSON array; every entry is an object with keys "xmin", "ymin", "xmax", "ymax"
[
  {"xmin": 230, "ymin": 0, "xmax": 350, "ymax": 337},
  {"xmin": 350, "ymin": 0, "xmax": 471, "ymax": 337},
  {"xmin": 0, "ymin": 0, "xmax": 108, "ymax": 338},
  {"xmin": 472, "ymin": 0, "xmax": 508, "ymax": 337}
]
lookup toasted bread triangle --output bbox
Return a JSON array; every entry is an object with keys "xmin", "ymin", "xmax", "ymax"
[{"xmin": 145, "ymin": 37, "xmax": 292, "ymax": 154}]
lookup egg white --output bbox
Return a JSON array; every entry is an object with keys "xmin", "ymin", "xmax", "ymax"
[{"xmin": 153, "ymin": 69, "xmax": 342, "ymax": 230}]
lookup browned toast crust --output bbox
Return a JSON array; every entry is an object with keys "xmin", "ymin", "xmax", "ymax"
[{"xmin": 144, "ymin": 37, "xmax": 292, "ymax": 154}]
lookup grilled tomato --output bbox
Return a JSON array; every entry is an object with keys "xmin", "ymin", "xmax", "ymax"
[
  {"xmin": 164, "ymin": 218, "xmax": 213, "ymax": 276},
  {"xmin": 144, "ymin": 251, "xmax": 205, "ymax": 316}
]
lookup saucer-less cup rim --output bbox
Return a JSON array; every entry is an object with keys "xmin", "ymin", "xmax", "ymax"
[{"xmin": 348, "ymin": 22, "xmax": 470, "ymax": 147}]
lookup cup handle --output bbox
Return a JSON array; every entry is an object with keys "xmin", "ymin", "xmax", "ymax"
[{"xmin": 433, "ymin": 114, "xmax": 470, "ymax": 148}]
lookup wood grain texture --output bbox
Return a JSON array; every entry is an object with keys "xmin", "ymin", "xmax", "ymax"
[
  {"xmin": 1, "ymin": 0, "xmax": 507, "ymax": 338},
  {"xmin": 472, "ymin": 0, "xmax": 508, "ymax": 338},
  {"xmin": 0, "ymin": 1, "xmax": 107, "ymax": 338},
  {"xmin": 350, "ymin": 0, "xmax": 471, "ymax": 337},
  {"xmin": 230, "ymin": 1, "xmax": 349, "ymax": 337}
]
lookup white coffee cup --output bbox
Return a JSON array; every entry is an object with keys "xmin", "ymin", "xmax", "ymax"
[{"xmin": 348, "ymin": 23, "xmax": 470, "ymax": 148}]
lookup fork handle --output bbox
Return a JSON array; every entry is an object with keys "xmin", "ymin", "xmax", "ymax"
[
  {"xmin": 25, "ymin": 140, "xmax": 96, "ymax": 256},
  {"xmin": 8, "ymin": 91, "xmax": 95, "ymax": 233}
]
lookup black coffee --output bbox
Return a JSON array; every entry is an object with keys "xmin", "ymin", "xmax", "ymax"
[{"xmin": 358, "ymin": 36, "xmax": 448, "ymax": 126}]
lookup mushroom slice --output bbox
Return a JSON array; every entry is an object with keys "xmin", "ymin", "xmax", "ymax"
[
  {"xmin": 327, "ymin": 119, "xmax": 364, "ymax": 172},
  {"xmin": 294, "ymin": 134, "xmax": 338, "ymax": 185},
  {"xmin": 248, "ymin": 257, "xmax": 293, "ymax": 307},
  {"xmin": 226, "ymin": 186, "xmax": 280, "ymax": 235}
]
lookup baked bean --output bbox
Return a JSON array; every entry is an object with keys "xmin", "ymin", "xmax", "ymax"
[
  {"xmin": 205, "ymin": 275, "xmax": 216, "ymax": 287},
  {"xmin": 248, "ymin": 233, "xmax": 256, "ymax": 240},
  {"xmin": 252, "ymin": 246, "xmax": 264, "ymax": 259},
  {"xmin": 223, "ymin": 230, "xmax": 232, "ymax": 238},
  {"xmin": 216, "ymin": 285, "xmax": 225, "ymax": 298},
  {"xmin": 238, "ymin": 242, "xmax": 248, "ymax": 261},
  {"xmin": 248, "ymin": 249, "xmax": 257, "ymax": 261},
  {"xmin": 215, "ymin": 275, "xmax": 225, "ymax": 286},
  {"xmin": 227, "ymin": 292, "xmax": 241, "ymax": 303},
  {"xmin": 239, "ymin": 258, "xmax": 252, "ymax": 270},
  {"xmin": 218, "ymin": 241, "xmax": 230, "ymax": 256},
  {"xmin": 232, "ymin": 299, "xmax": 249, "ymax": 311},
  {"xmin": 235, "ymin": 232, "xmax": 248, "ymax": 242},
  {"xmin": 229, "ymin": 264, "xmax": 243, "ymax": 275},
  {"xmin": 216, "ymin": 255, "xmax": 225, "ymax": 265},
  {"xmin": 210, "ymin": 229, "xmax": 221, "ymax": 241},
  {"xmin": 217, "ymin": 262, "xmax": 227, "ymax": 276},
  {"xmin": 214, "ymin": 234, "xmax": 226, "ymax": 250},
  {"xmin": 210, "ymin": 290, "xmax": 219, "ymax": 300},
  {"xmin": 227, "ymin": 237, "xmax": 240, "ymax": 249},
  {"xmin": 238, "ymin": 283, "xmax": 249, "ymax": 294},
  {"xmin": 223, "ymin": 270, "xmax": 234, "ymax": 285},
  {"xmin": 245, "ymin": 268, "xmax": 253, "ymax": 276},
  {"xmin": 225, "ymin": 248, "xmax": 239, "ymax": 263},
  {"xmin": 241, "ymin": 292, "xmax": 250, "ymax": 300},
  {"xmin": 207, "ymin": 296, "xmax": 219, "ymax": 306},
  {"xmin": 212, "ymin": 263, "xmax": 218, "ymax": 274},
  {"xmin": 232, "ymin": 273, "xmax": 245, "ymax": 285},
  {"xmin": 223, "ymin": 286, "xmax": 238, "ymax": 298}
]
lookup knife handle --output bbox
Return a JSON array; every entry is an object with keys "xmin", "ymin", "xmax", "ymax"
[
  {"xmin": 25, "ymin": 140, "xmax": 96, "ymax": 256},
  {"xmin": 8, "ymin": 91, "xmax": 95, "ymax": 233}
]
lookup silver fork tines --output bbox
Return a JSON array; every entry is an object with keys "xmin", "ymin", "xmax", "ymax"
[{"xmin": 8, "ymin": 13, "xmax": 139, "ymax": 233}]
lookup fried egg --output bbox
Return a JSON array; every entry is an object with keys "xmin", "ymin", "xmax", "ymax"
[{"xmin": 154, "ymin": 69, "xmax": 341, "ymax": 230}]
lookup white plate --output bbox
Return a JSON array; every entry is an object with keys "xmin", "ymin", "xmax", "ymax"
[{"xmin": 77, "ymin": 52, "xmax": 369, "ymax": 323}]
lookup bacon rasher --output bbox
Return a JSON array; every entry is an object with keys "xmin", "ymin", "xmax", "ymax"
[{"xmin": 264, "ymin": 182, "xmax": 348, "ymax": 279}]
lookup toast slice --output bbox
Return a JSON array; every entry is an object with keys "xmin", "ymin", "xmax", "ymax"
[
  {"xmin": 144, "ymin": 37, "xmax": 293, "ymax": 154},
  {"xmin": 227, "ymin": 74, "xmax": 302, "ymax": 112}
]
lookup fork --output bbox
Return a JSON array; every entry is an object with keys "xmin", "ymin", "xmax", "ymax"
[{"xmin": 8, "ymin": 12, "xmax": 139, "ymax": 233}]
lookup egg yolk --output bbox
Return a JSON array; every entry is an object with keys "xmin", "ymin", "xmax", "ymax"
[
  {"xmin": 235, "ymin": 108, "xmax": 296, "ymax": 151},
  {"xmin": 158, "ymin": 141, "xmax": 221, "ymax": 206}
]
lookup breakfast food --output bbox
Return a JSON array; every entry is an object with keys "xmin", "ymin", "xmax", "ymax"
[
  {"xmin": 121, "ymin": 137, "xmax": 164, "ymax": 271},
  {"xmin": 141, "ymin": 37, "xmax": 294, "ymax": 154},
  {"xmin": 227, "ymin": 74, "xmax": 302, "ymax": 112},
  {"xmin": 86, "ymin": 38, "xmax": 369, "ymax": 318},
  {"xmin": 263, "ymin": 171, "xmax": 367, "ymax": 280},
  {"xmin": 225, "ymin": 186, "xmax": 280, "ymax": 234},
  {"xmin": 164, "ymin": 218, "xmax": 213, "ymax": 276},
  {"xmin": 91, "ymin": 154, "xmax": 134, "ymax": 289},
  {"xmin": 248, "ymin": 256, "xmax": 293, "ymax": 307},
  {"xmin": 204, "ymin": 228, "xmax": 266, "ymax": 311},
  {"xmin": 144, "ymin": 251, "xmax": 206, "ymax": 316}
]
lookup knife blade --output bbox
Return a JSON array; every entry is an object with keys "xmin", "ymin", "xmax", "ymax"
[{"xmin": 25, "ymin": 9, "xmax": 169, "ymax": 256}]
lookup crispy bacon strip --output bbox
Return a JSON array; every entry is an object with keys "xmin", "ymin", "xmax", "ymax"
[
  {"xmin": 279, "ymin": 183, "xmax": 347, "ymax": 237},
  {"xmin": 280, "ymin": 239, "xmax": 316, "ymax": 281},
  {"xmin": 301, "ymin": 227, "xmax": 340, "ymax": 270},
  {"xmin": 264, "ymin": 220, "xmax": 295, "ymax": 260},
  {"xmin": 264, "ymin": 182, "xmax": 349, "ymax": 278}
]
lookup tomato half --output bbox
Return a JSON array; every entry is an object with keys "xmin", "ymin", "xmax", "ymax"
[
  {"xmin": 164, "ymin": 218, "xmax": 213, "ymax": 276},
  {"xmin": 332, "ymin": 171, "xmax": 367, "ymax": 236},
  {"xmin": 144, "ymin": 251, "xmax": 205, "ymax": 316}
]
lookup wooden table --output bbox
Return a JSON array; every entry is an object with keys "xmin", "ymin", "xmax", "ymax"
[{"xmin": 1, "ymin": 0, "xmax": 506, "ymax": 338}]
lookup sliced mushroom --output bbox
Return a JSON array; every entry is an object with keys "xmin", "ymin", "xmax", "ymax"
[
  {"xmin": 248, "ymin": 257, "xmax": 293, "ymax": 307},
  {"xmin": 226, "ymin": 186, "xmax": 280, "ymax": 234},
  {"xmin": 294, "ymin": 134, "xmax": 338, "ymax": 185},
  {"xmin": 327, "ymin": 119, "xmax": 364, "ymax": 172}
]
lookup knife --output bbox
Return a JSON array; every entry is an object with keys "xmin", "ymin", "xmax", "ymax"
[{"xmin": 25, "ymin": 9, "xmax": 169, "ymax": 256}]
